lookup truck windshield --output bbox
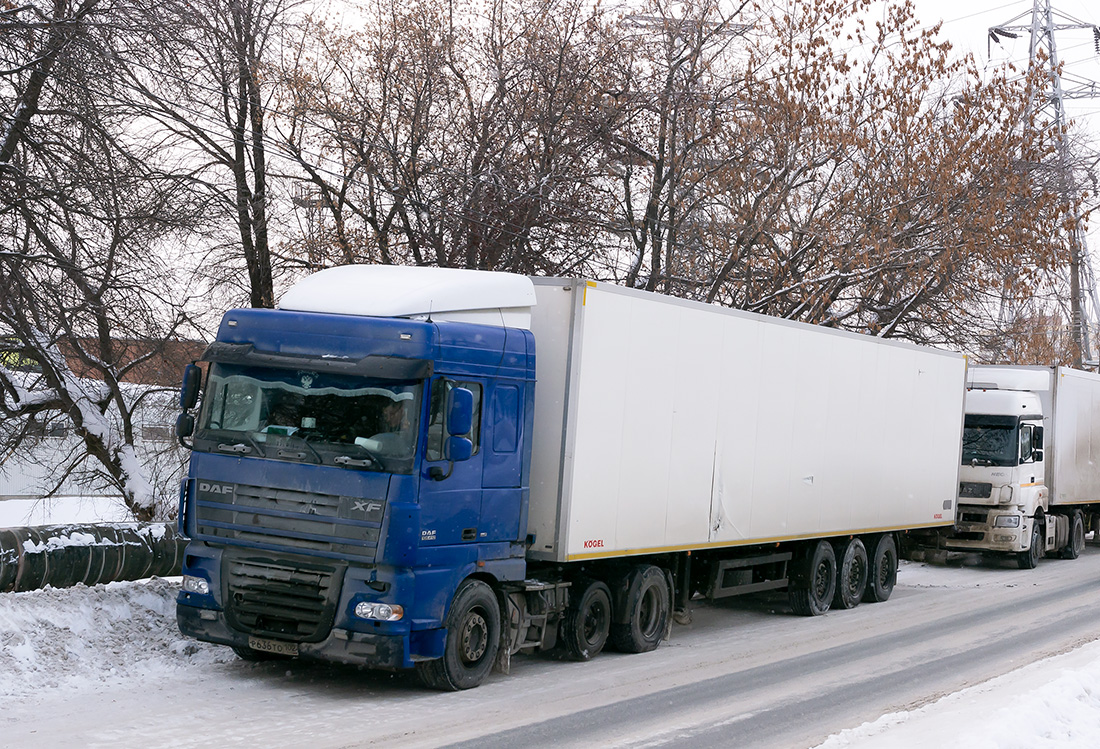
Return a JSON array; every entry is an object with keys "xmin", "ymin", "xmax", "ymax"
[
  {"xmin": 961, "ymin": 415, "xmax": 1018, "ymax": 467},
  {"xmin": 193, "ymin": 363, "xmax": 423, "ymax": 474}
]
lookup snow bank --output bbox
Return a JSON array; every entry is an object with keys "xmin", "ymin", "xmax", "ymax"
[
  {"xmin": 0, "ymin": 578, "xmax": 232, "ymax": 698},
  {"xmin": 818, "ymin": 640, "xmax": 1100, "ymax": 749}
]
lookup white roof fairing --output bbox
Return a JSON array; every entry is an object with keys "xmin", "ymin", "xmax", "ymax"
[{"xmin": 278, "ymin": 265, "xmax": 537, "ymax": 329}]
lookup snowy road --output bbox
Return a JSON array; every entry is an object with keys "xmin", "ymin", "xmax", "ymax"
[{"xmin": 3, "ymin": 548, "xmax": 1100, "ymax": 748}]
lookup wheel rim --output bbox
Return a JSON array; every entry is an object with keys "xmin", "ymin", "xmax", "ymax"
[
  {"xmin": 878, "ymin": 549, "xmax": 895, "ymax": 590},
  {"xmin": 460, "ymin": 609, "xmax": 489, "ymax": 664},
  {"xmin": 848, "ymin": 556, "xmax": 866, "ymax": 598},
  {"xmin": 583, "ymin": 597, "xmax": 609, "ymax": 647},
  {"xmin": 813, "ymin": 560, "xmax": 831, "ymax": 601},
  {"xmin": 638, "ymin": 585, "xmax": 661, "ymax": 638}
]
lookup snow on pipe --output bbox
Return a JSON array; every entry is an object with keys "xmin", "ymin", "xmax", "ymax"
[{"xmin": 0, "ymin": 523, "xmax": 187, "ymax": 593}]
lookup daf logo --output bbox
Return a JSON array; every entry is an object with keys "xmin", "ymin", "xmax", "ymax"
[
  {"xmin": 198, "ymin": 482, "xmax": 234, "ymax": 495},
  {"xmin": 352, "ymin": 500, "xmax": 382, "ymax": 514}
]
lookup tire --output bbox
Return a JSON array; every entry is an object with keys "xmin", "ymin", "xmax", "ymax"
[
  {"xmin": 788, "ymin": 540, "xmax": 836, "ymax": 616},
  {"xmin": 417, "ymin": 579, "xmax": 501, "ymax": 691},
  {"xmin": 1017, "ymin": 521, "xmax": 1043, "ymax": 570},
  {"xmin": 560, "ymin": 579, "xmax": 612, "ymax": 661},
  {"xmin": 832, "ymin": 538, "xmax": 868, "ymax": 610},
  {"xmin": 231, "ymin": 646, "xmax": 291, "ymax": 662},
  {"xmin": 609, "ymin": 565, "xmax": 670, "ymax": 654},
  {"xmin": 862, "ymin": 534, "xmax": 898, "ymax": 603},
  {"xmin": 1058, "ymin": 511, "xmax": 1086, "ymax": 560}
]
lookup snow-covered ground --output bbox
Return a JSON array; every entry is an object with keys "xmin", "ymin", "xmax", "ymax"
[
  {"xmin": 816, "ymin": 639, "xmax": 1100, "ymax": 748},
  {"xmin": 1, "ymin": 566, "xmax": 1098, "ymax": 747}
]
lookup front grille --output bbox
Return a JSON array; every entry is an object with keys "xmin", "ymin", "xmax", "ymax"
[
  {"xmin": 951, "ymin": 531, "xmax": 985, "ymax": 541},
  {"xmin": 959, "ymin": 482, "xmax": 993, "ymax": 499},
  {"xmin": 224, "ymin": 557, "xmax": 342, "ymax": 642},
  {"xmin": 194, "ymin": 482, "xmax": 384, "ymax": 563},
  {"xmin": 959, "ymin": 508, "xmax": 989, "ymax": 524}
]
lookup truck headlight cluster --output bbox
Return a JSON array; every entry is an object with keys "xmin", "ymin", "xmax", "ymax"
[
  {"xmin": 354, "ymin": 602, "xmax": 404, "ymax": 621},
  {"xmin": 993, "ymin": 515, "xmax": 1021, "ymax": 528},
  {"xmin": 182, "ymin": 575, "xmax": 211, "ymax": 595}
]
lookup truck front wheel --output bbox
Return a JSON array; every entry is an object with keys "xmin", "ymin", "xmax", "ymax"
[
  {"xmin": 1017, "ymin": 522, "xmax": 1043, "ymax": 570},
  {"xmin": 609, "ymin": 565, "xmax": 669, "ymax": 653},
  {"xmin": 417, "ymin": 579, "xmax": 501, "ymax": 691}
]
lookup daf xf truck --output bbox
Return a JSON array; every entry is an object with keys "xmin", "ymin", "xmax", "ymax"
[{"xmin": 174, "ymin": 265, "xmax": 967, "ymax": 689}]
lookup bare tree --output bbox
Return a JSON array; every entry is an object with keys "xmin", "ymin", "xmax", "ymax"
[
  {"xmin": 125, "ymin": 0, "xmax": 296, "ymax": 308},
  {"xmin": 1, "ymin": 0, "xmax": 199, "ymax": 520}
]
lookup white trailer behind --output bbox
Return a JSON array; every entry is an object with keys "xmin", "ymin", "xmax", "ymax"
[{"xmin": 526, "ymin": 279, "xmax": 967, "ymax": 564}]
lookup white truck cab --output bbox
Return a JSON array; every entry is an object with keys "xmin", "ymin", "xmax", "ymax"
[{"xmin": 946, "ymin": 366, "xmax": 1098, "ymax": 568}]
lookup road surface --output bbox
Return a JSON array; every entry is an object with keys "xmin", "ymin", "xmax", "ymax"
[{"xmin": 4, "ymin": 547, "xmax": 1100, "ymax": 748}]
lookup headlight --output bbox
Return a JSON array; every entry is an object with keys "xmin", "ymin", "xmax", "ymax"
[
  {"xmin": 354, "ymin": 602, "xmax": 404, "ymax": 621},
  {"xmin": 993, "ymin": 515, "xmax": 1021, "ymax": 528},
  {"xmin": 182, "ymin": 575, "xmax": 210, "ymax": 595}
]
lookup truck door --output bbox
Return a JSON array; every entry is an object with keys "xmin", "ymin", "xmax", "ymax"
[
  {"xmin": 418, "ymin": 378, "xmax": 485, "ymax": 545},
  {"xmin": 480, "ymin": 382, "xmax": 526, "ymax": 543}
]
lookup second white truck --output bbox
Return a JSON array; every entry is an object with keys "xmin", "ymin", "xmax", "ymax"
[{"xmin": 943, "ymin": 365, "xmax": 1100, "ymax": 568}]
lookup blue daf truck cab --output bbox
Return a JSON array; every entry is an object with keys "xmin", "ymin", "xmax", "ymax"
[{"xmin": 176, "ymin": 266, "xmax": 545, "ymax": 690}]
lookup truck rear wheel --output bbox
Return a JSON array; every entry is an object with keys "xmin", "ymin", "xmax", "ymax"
[
  {"xmin": 1017, "ymin": 522, "xmax": 1043, "ymax": 570},
  {"xmin": 862, "ymin": 534, "xmax": 898, "ymax": 603},
  {"xmin": 1058, "ymin": 511, "xmax": 1086, "ymax": 560},
  {"xmin": 832, "ymin": 538, "xmax": 868, "ymax": 610},
  {"xmin": 561, "ymin": 579, "xmax": 612, "ymax": 661},
  {"xmin": 609, "ymin": 565, "xmax": 669, "ymax": 653},
  {"xmin": 417, "ymin": 579, "xmax": 500, "ymax": 691},
  {"xmin": 788, "ymin": 540, "xmax": 836, "ymax": 616}
]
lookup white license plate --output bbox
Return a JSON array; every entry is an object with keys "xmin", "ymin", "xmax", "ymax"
[{"xmin": 248, "ymin": 636, "xmax": 298, "ymax": 656}]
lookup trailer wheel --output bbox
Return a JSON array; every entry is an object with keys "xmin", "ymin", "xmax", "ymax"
[
  {"xmin": 1017, "ymin": 522, "xmax": 1043, "ymax": 570},
  {"xmin": 609, "ymin": 565, "xmax": 669, "ymax": 654},
  {"xmin": 832, "ymin": 538, "xmax": 868, "ymax": 610},
  {"xmin": 417, "ymin": 579, "xmax": 500, "ymax": 691},
  {"xmin": 788, "ymin": 540, "xmax": 836, "ymax": 616},
  {"xmin": 1058, "ymin": 511, "xmax": 1086, "ymax": 560},
  {"xmin": 862, "ymin": 534, "xmax": 898, "ymax": 603},
  {"xmin": 561, "ymin": 579, "xmax": 612, "ymax": 661}
]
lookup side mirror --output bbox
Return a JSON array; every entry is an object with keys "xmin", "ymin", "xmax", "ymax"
[
  {"xmin": 1033, "ymin": 425, "xmax": 1044, "ymax": 450},
  {"xmin": 1032, "ymin": 449, "xmax": 1043, "ymax": 462},
  {"xmin": 176, "ymin": 412, "xmax": 195, "ymax": 447},
  {"xmin": 447, "ymin": 387, "xmax": 474, "ymax": 436},
  {"xmin": 447, "ymin": 436, "xmax": 473, "ymax": 462},
  {"xmin": 180, "ymin": 364, "xmax": 202, "ymax": 410}
]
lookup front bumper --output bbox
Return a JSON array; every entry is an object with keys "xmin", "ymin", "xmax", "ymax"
[
  {"xmin": 177, "ymin": 603, "xmax": 415, "ymax": 670},
  {"xmin": 943, "ymin": 508, "xmax": 1028, "ymax": 553}
]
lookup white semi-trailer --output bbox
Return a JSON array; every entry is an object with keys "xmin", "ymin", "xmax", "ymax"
[
  {"xmin": 944, "ymin": 365, "xmax": 1100, "ymax": 568},
  {"xmin": 176, "ymin": 267, "xmax": 968, "ymax": 689}
]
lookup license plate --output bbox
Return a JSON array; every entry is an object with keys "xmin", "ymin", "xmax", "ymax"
[{"xmin": 247, "ymin": 636, "xmax": 298, "ymax": 657}]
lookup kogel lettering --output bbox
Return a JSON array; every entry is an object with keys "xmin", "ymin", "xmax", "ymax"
[{"xmin": 583, "ymin": 539, "xmax": 604, "ymax": 549}]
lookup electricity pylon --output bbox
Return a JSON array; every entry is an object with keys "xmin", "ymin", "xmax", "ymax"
[{"xmin": 989, "ymin": 1, "xmax": 1100, "ymax": 366}]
